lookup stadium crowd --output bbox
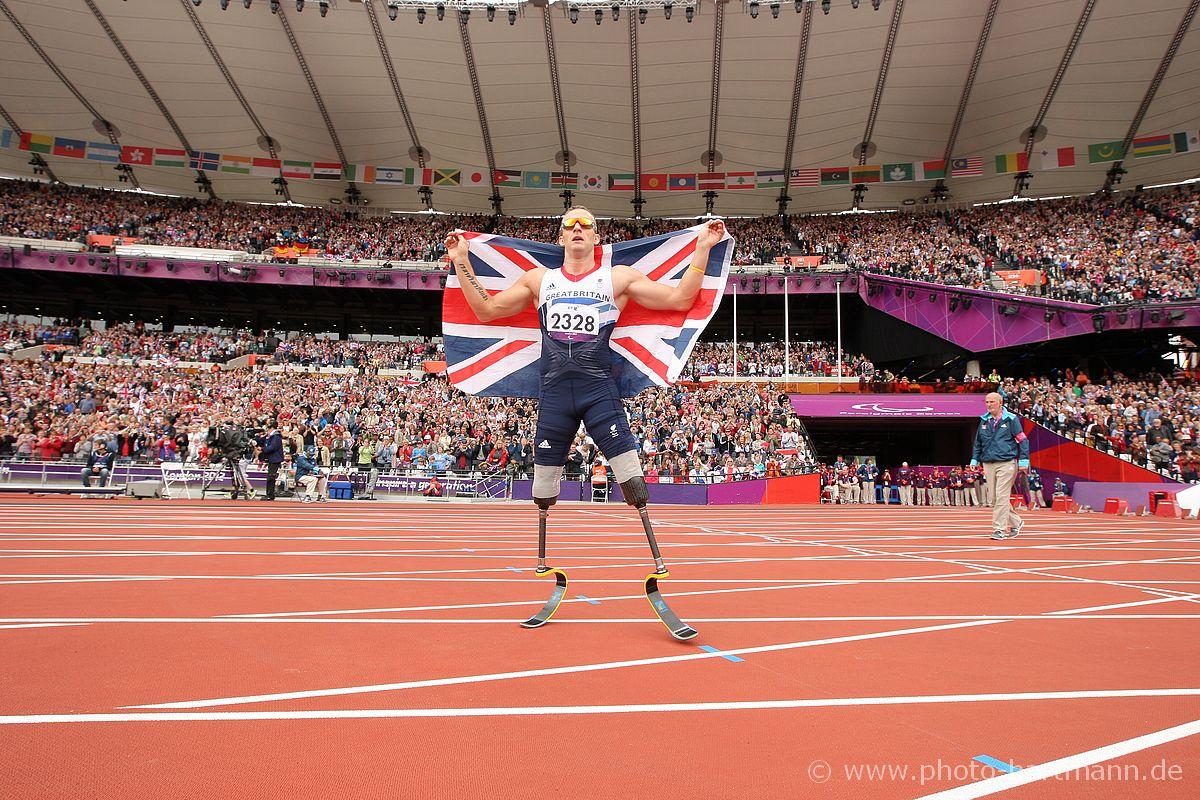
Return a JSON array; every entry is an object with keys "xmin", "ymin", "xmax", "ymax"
[
  {"xmin": 790, "ymin": 183, "xmax": 1200, "ymax": 304},
  {"xmin": 1000, "ymin": 371, "xmax": 1200, "ymax": 482},
  {"xmin": 5, "ymin": 177, "xmax": 1197, "ymax": 301},
  {"xmin": 0, "ymin": 356, "xmax": 819, "ymax": 485}
]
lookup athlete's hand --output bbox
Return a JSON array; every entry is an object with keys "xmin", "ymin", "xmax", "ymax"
[
  {"xmin": 696, "ymin": 219, "xmax": 725, "ymax": 249},
  {"xmin": 444, "ymin": 231, "xmax": 469, "ymax": 264}
]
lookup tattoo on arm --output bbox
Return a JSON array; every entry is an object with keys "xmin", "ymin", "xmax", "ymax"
[{"xmin": 458, "ymin": 263, "xmax": 490, "ymax": 303}]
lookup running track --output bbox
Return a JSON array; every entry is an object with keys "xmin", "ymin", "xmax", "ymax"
[{"xmin": 1, "ymin": 497, "xmax": 1198, "ymax": 798}]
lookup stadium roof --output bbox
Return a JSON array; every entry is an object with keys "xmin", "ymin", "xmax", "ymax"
[{"xmin": 0, "ymin": 0, "xmax": 1198, "ymax": 217}]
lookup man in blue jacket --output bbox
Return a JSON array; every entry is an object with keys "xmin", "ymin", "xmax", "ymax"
[
  {"xmin": 971, "ymin": 392, "xmax": 1030, "ymax": 540},
  {"xmin": 257, "ymin": 423, "xmax": 285, "ymax": 501}
]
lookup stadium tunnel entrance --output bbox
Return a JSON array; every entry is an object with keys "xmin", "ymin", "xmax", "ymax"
[
  {"xmin": 801, "ymin": 418, "xmax": 977, "ymax": 471},
  {"xmin": 790, "ymin": 394, "xmax": 986, "ymax": 470}
]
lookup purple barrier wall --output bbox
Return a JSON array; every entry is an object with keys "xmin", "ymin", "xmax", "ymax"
[
  {"xmin": 8, "ymin": 246, "xmax": 1200, "ymax": 354},
  {"xmin": 1068, "ymin": 482, "xmax": 1180, "ymax": 513},
  {"xmin": 857, "ymin": 274, "xmax": 1200, "ymax": 352},
  {"xmin": 706, "ymin": 480, "xmax": 766, "ymax": 505},
  {"xmin": 1, "ymin": 248, "xmax": 446, "ymax": 293}
]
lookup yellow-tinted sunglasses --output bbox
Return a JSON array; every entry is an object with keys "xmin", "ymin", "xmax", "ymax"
[{"xmin": 561, "ymin": 216, "xmax": 596, "ymax": 230}]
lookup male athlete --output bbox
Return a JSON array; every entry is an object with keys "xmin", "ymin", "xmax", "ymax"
[{"xmin": 444, "ymin": 209, "xmax": 725, "ymax": 638}]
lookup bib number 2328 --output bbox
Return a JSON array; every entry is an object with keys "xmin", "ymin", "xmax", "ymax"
[{"xmin": 547, "ymin": 304, "xmax": 600, "ymax": 335}]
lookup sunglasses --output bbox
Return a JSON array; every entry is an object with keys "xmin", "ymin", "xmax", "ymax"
[{"xmin": 561, "ymin": 216, "xmax": 596, "ymax": 230}]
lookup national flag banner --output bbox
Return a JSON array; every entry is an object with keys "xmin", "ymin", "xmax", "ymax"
[
  {"xmin": 494, "ymin": 169, "xmax": 522, "ymax": 188},
  {"xmin": 121, "ymin": 145, "xmax": 152, "ymax": 165},
  {"xmin": 579, "ymin": 174, "xmax": 605, "ymax": 191},
  {"xmin": 343, "ymin": 163, "xmax": 373, "ymax": 183},
  {"xmin": 219, "ymin": 153, "xmax": 251, "ymax": 174},
  {"xmin": 1087, "ymin": 141, "xmax": 1124, "ymax": 163},
  {"xmin": 698, "ymin": 172, "xmax": 725, "ymax": 190},
  {"xmin": 667, "ymin": 174, "xmax": 697, "ymax": 191},
  {"xmin": 1038, "ymin": 146, "xmax": 1075, "ymax": 170},
  {"xmin": 882, "ymin": 163, "xmax": 914, "ymax": 183},
  {"xmin": 19, "ymin": 132, "xmax": 53, "ymax": 154},
  {"xmin": 188, "ymin": 151, "xmax": 221, "ymax": 172},
  {"xmin": 850, "ymin": 165, "xmax": 881, "ymax": 184},
  {"xmin": 462, "ymin": 168, "xmax": 489, "ymax": 187},
  {"xmin": 252, "ymin": 157, "xmax": 282, "ymax": 177},
  {"xmin": 993, "ymin": 152, "xmax": 1029, "ymax": 174},
  {"xmin": 551, "ymin": 172, "xmax": 579, "ymax": 189},
  {"xmin": 725, "ymin": 172, "xmax": 755, "ymax": 190},
  {"xmin": 640, "ymin": 173, "xmax": 668, "ymax": 191},
  {"xmin": 522, "ymin": 171, "xmax": 550, "ymax": 189},
  {"xmin": 788, "ymin": 168, "xmax": 819, "ymax": 187},
  {"xmin": 85, "ymin": 141, "xmax": 121, "ymax": 163},
  {"xmin": 755, "ymin": 169, "xmax": 785, "ymax": 188},
  {"xmin": 425, "ymin": 168, "xmax": 460, "ymax": 186},
  {"xmin": 0, "ymin": 128, "xmax": 11, "ymax": 149},
  {"xmin": 52, "ymin": 137, "xmax": 86, "ymax": 159},
  {"xmin": 608, "ymin": 173, "xmax": 635, "ymax": 191},
  {"xmin": 1173, "ymin": 130, "xmax": 1200, "ymax": 154},
  {"xmin": 313, "ymin": 162, "xmax": 342, "ymax": 180},
  {"xmin": 1130, "ymin": 134, "xmax": 1173, "ymax": 158},
  {"xmin": 917, "ymin": 159, "xmax": 946, "ymax": 180},
  {"xmin": 375, "ymin": 166, "xmax": 414, "ymax": 185},
  {"xmin": 950, "ymin": 156, "xmax": 983, "ymax": 177},
  {"xmin": 154, "ymin": 148, "xmax": 188, "ymax": 168},
  {"xmin": 820, "ymin": 167, "xmax": 850, "ymax": 186},
  {"xmin": 443, "ymin": 224, "xmax": 735, "ymax": 398}
]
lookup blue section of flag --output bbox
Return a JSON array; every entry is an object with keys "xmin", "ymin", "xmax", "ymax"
[
  {"xmin": 85, "ymin": 141, "xmax": 120, "ymax": 163},
  {"xmin": 0, "ymin": 128, "xmax": 11, "ymax": 149},
  {"xmin": 188, "ymin": 151, "xmax": 220, "ymax": 171}
]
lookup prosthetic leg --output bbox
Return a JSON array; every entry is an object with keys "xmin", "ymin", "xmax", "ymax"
[
  {"xmin": 608, "ymin": 447, "xmax": 698, "ymax": 641},
  {"xmin": 521, "ymin": 469, "xmax": 568, "ymax": 628}
]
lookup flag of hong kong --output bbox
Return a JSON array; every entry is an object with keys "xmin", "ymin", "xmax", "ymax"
[{"xmin": 121, "ymin": 146, "xmax": 151, "ymax": 165}]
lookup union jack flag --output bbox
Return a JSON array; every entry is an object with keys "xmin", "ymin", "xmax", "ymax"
[{"xmin": 443, "ymin": 224, "xmax": 735, "ymax": 398}]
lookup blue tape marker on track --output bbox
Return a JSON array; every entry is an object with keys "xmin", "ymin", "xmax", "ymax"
[
  {"xmin": 972, "ymin": 755, "xmax": 1020, "ymax": 774},
  {"xmin": 506, "ymin": 566, "xmax": 521, "ymax": 573},
  {"xmin": 699, "ymin": 645, "xmax": 745, "ymax": 663},
  {"xmin": 576, "ymin": 595, "xmax": 600, "ymax": 605}
]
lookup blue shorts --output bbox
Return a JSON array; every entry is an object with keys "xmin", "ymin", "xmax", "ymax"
[{"xmin": 534, "ymin": 378, "xmax": 638, "ymax": 466}]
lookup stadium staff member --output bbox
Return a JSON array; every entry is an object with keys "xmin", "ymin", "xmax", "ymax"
[{"xmin": 971, "ymin": 392, "xmax": 1030, "ymax": 540}]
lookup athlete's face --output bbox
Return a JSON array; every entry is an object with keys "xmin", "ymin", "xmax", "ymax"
[{"xmin": 558, "ymin": 212, "xmax": 599, "ymax": 254}]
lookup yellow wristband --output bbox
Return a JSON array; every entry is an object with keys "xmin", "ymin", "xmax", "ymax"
[{"xmin": 688, "ymin": 264, "xmax": 705, "ymax": 274}]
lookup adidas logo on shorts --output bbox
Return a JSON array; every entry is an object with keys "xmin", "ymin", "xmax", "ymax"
[{"xmin": 537, "ymin": 440, "xmax": 551, "ymax": 449}]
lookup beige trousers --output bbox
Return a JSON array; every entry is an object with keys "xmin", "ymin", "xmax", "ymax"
[{"xmin": 983, "ymin": 460, "xmax": 1020, "ymax": 533}]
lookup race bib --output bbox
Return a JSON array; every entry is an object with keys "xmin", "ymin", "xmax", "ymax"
[{"xmin": 546, "ymin": 303, "xmax": 600, "ymax": 337}]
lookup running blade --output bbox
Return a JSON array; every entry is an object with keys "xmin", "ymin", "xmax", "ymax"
[
  {"xmin": 520, "ymin": 568, "xmax": 568, "ymax": 628},
  {"xmin": 645, "ymin": 572, "xmax": 699, "ymax": 641}
]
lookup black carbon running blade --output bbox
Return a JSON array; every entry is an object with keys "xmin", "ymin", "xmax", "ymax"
[
  {"xmin": 520, "ymin": 568, "xmax": 568, "ymax": 628},
  {"xmin": 645, "ymin": 572, "xmax": 699, "ymax": 641}
]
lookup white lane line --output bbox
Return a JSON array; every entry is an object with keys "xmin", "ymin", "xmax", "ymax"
[
  {"xmin": 0, "ymin": 622, "xmax": 86, "ymax": 630},
  {"xmin": 917, "ymin": 717, "xmax": 1200, "ymax": 799},
  {"xmin": 2, "ymin": 688, "xmax": 1196, "ymax": 725},
  {"xmin": 223, "ymin": 553, "xmax": 1200, "ymax": 619},
  {"xmin": 127, "ymin": 620, "xmax": 1003, "ymax": 709},
  {"xmin": 1048, "ymin": 592, "xmax": 1200, "ymax": 615}
]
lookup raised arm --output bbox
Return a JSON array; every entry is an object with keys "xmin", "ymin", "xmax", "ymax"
[
  {"xmin": 445, "ymin": 232, "xmax": 539, "ymax": 322},
  {"xmin": 614, "ymin": 220, "xmax": 725, "ymax": 311}
]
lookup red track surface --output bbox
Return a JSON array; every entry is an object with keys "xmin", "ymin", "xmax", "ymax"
[{"xmin": 2, "ymin": 497, "xmax": 1199, "ymax": 798}]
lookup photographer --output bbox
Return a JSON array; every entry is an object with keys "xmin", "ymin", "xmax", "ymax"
[
  {"xmin": 81, "ymin": 442, "xmax": 114, "ymax": 487},
  {"xmin": 256, "ymin": 422, "xmax": 284, "ymax": 501},
  {"xmin": 294, "ymin": 446, "xmax": 327, "ymax": 503}
]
